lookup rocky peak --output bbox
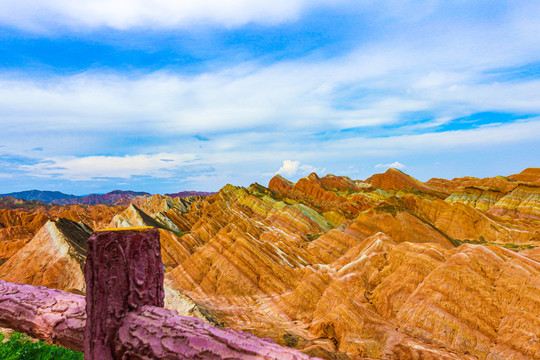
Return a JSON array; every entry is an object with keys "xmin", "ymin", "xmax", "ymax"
[
  {"xmin": 268, "ymin": 174, "xmax": 295, "ymax": 194},
  {"xmin": 307, "ymin": 172, "xmax": 320, "ymax": 182},
  {"xmin": 508, "ymin": 167, "xmax": 540, "ymax": 183},
  {"xmin": 110, "ymin": 204, "xmax": 162, "ymax": 229},
  {"xmin": 0, "ymin": 218, "xmax": 92, "ymax": 292},
  {"xmin": 366, "ymin": 168, "xmax": 434, "ymax": 193}
]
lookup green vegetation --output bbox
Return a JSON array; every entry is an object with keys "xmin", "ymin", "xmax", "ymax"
[
  {"xmin": 0, "ymin": 332, "xmax": 83, "ymax": 360},
  {"xmin": 172, "ymin": 230, "xmax": 190, "ymax": 237},
  {"xmin": 337, "ymin": 187, "xmax": 358, "ymax": 196},
  {"xmin": 375, "ymin": 204, "xmax": 405, "ymax": 217},
  {"xmin": 247, "ymin": 183, "xmax": 284, "ymax": 202},
  {"xmin": 373, "ymin": 189, "xmax": 391, "ymax": 197},
  {"xmin": 307, "ymin": 234, "xmax": 322, "ymax": 241},
  {"xmin": 452, "ymin": 238, "xmax": 536, "ymax": 251},
  {"xmin": 497, "ymin": 243, "xmax": 535, "ymax": 250}
]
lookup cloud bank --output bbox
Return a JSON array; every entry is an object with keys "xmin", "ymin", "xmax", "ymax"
[
  {"xmin": 0, "ymin": 0, "xmax": 337, "ymax": 30},
  {"xmin": 20, "ymin": 153, "xmax": 196, "ymax": 181}
]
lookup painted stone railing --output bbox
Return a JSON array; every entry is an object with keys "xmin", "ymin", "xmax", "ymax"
[{"xmin": 0, "ymin": 227, "xmax": 320, "ymax": 360}]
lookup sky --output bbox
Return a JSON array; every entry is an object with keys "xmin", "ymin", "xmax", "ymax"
[{"xmin": 0, "ymin": 0, "xmax": 539, "ymax": 194}]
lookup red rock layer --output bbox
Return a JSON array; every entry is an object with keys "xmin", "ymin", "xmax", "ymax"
[
  {"xmin": 157, "ymin": 176, "xmax": 538, "ymax": 359},
  {"xmin": 426, "ymin": 176, "xmax": 518, "ymax": 194},
  {"xmin": 365, "ymin": 168, "xmax": 436, "ymax": 193},
  {"xmin": 0, "ymin": 209, "xmax": 50, "ymax": 261},
  {"xmin": 508, "ymin": 167, "xmax": 540, "ymax": 184}
]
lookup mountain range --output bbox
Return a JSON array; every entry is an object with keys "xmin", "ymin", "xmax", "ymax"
[
  {"xmin": 0, "ymin": 189, "xmax": 214, "ymax": 205},
  {"xmin": 0, "ymin": 167, "xmax": 538, "ymax": 360},
  {"xmin": 0, "ymin": 190, "xmax": 79, "ymax": 203}
]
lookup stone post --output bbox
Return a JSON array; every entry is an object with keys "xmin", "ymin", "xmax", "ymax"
[{"xmin": 84, "ymin": 227, "xmax": 163, "ymax": 360}]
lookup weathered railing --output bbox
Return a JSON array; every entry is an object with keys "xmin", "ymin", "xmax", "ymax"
[
  {"xmin": 0, "ymin": 227, "xmax": 320, "ymax": 359},
  {"xmin": 0, "ymin": 278, "xmax": 85, "ymax": 350}
]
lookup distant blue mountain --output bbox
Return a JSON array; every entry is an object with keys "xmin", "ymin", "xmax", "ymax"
[
  {"xmin": 51, "ymin": 190, "xmax": 151, "ymax": 205},
  {"xmin": 0, "ymin": 190, "xmax": 78, "ymax": 203}
]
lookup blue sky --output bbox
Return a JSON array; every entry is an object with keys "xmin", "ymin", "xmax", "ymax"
[{"xmin": 0, "ymin": 0, "xmax": 539, "ymax": 194}]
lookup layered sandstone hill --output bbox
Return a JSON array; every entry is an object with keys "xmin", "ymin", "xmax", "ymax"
[
  {"xmin": 445, "ymin": 186, "xmax": 507, "ymax": 211},
  {"xmin": 366, "ymin": 167, "xmax": 437, "ymax": 193},
  {"xmin": 0, "ymin": 202, "xmax": 123, "ymax": 265},
  {"xmin": 426, "ymin": 175, "xmax": 518, "ymax": 194},
  {"xmin": 425, "ymin": 168, "xmax": 540, "ymax": 222},
  {"xmin": 0, "ymin": 196, "xmax": 48, "ymax": 210},
  {"xmin": 159, "ymin": 174, "xmax": 539, "ymax": 360},
  {"xmin": 0, "ymin": 208, "xmax": 50, "ymax": 263},
  {"xmin": 0, "ymin": 218, "xmax": 90, "ymax": 293},
  {"xmin": 508, "ymin": 167, "xmax": 540, "ymax": 184},
  {"xmin": 0, "ymin": 168, "xmax": 538, "ymax": 360},
  {"xmin": 487, "ymin": 184, "xmax": 540, "ymax": 220}
]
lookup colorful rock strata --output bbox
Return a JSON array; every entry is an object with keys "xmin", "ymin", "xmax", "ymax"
[{"xmin": 0, "ymin": 167, "xmax": 538, "ymax": 360}]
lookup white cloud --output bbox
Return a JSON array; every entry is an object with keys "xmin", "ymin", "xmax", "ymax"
[
  {"xmin": 2, "ymin": 51, "xmax": 540, "ymax": 145},
  {"xmin": 19, "ymin": 153, "xmax": 196, "ymax": 181},
  {"xmin": 276, "ymin": 160, "xmax": 319, "ymax": 177},
  {"xmin": 0, "ymin": 0, "xmax": 338, "ymax": 30},
  {"xmin": 1, "ymin": 39, "xmax": 539, "ymax": 190},
  {"xmin": 3, "ymin": 1, "xmax": 540, "ymax": 141},
  {"xmin": 329, "ymin": 118, "xmax": 540, "ymax": 156},
  {"xmin": 276, "ymin": 160, "xmax": 300, "ymax": 177},
  {"xmin": 3, "ymin": 1, "xmax": 540, "ymax": 143},
  {"xmin": 375, "ymin": 161, "xmax": 406, "ymax": 170}
]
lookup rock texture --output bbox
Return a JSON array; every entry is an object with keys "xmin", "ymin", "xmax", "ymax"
[
  {"xmin": 161, "ymin": 170, "xmax": 539, "ymax": 359},
  {"xmin": 446, "ymin": 186, "xmax": 507, "ymax": 211},
  {"xmin": 0, "ymin": 208, "xmax": 49, "ymax": 261},
  {"xmin": 395, "ymin": 244, "xmax": 540, "ymax": 360},
  {"xmin": 0, "ymin": 196, "xmax": 48, "ymax": 210},
  {"xmin": 116, "ymin": 305, "xmax": 322, "ymax": 360},
  {"xmin": 488, "ymin": 184, "xmax": 540, "ymax": 220},
  {"xmin": 425, "ymin": 172, "xmax": 523, "ymax": 194},
  {"xmin": 0, "ymin": 279, "xmax": 85, "ymax": 351},
  {"xmin": 84, "ymin": 228, "xmax": 164, "ymax": 360},
  {"xmin": 0, "ymin": 203, "xmax": 121, "ymax": 267}
]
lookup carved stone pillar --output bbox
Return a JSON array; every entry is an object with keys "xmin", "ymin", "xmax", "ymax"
[{"xmin": 84, "ymin": 227, "xmax": 163, "ymax": 360}]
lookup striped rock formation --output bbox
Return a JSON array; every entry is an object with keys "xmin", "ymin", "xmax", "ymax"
[
  {"xmin": 0, "ymin": 218, "xmax": 90, "ymax": 293},
  {"xmin": 0, "ymin": 168, "xmax": 538, "ymax": 359}
]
